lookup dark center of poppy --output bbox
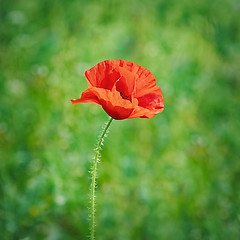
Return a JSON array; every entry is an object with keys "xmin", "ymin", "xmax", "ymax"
[{"xmin": 120, "ymin": 92, "xmax": 131, "ymax": 101}]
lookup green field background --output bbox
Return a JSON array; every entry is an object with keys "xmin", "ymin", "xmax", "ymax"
[{"xmin": 1, "ymin": 0, "xmax": 240, "ymax": 239}]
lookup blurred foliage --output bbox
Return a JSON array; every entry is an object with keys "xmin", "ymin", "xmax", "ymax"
[{"xmin": 1, "ymin": 0, "xmax": 240, "ymax": 239}]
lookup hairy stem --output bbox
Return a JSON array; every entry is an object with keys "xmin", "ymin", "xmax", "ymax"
[{"xmin": 90, "ymin": 117, "xmax": 114, "ymax": 240}]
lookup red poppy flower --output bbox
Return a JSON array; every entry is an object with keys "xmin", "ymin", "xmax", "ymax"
[{"xmin": 71, "ymin": 60, "xmax": 164, "ymax": 120}]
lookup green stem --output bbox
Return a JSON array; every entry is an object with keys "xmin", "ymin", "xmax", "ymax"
[{"xmin": 90, "ymin": 117, "xmax": 114, "ymax": 240}]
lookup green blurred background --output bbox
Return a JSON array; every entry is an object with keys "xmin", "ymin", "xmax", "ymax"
[{"xmin": 1, "ymin": 0, "xmax": 240, "ymax": 239}]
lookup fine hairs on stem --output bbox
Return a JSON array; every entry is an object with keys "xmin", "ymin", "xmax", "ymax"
[{"xmin": 90, "ymin": 117, "xmax": 114, "ymax": 240}]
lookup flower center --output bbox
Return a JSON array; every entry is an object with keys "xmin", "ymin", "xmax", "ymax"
[{"xmin": 120, "ymin": 92, "xmax": 131, "ymax": 101}]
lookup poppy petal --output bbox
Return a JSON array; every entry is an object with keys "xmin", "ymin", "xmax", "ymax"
[
  {"xmin": 114, "ymin": 66, "xmax": 136, "ymax": 97},
  {"xmin": 134, "ymin": 69, "xmax": 159, "ymax": 98},
  {"xmin": 71, "ymin": 87, "xmax": 135, "ymax": 120},
  {"xmin": 128, "ymin": 92, "xmax": 164, "ymax": 119},
  {"xmin": 110, "ymin": 60, "xmax": 159, "ymax": 98},
  {"xmin": 70, "ymin": 89, "xmax": 101, "ymax": 105},
  {"xmin": 137, "ymin": 92, "xmax": 164, "ymax": 111},
  {"xmin": 85, "ymin": 61, "xmax": 121, "ymax": 90},
  {"xmin": 100, "ymin": 100, "xmax": 134, "ymax": 120}
]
